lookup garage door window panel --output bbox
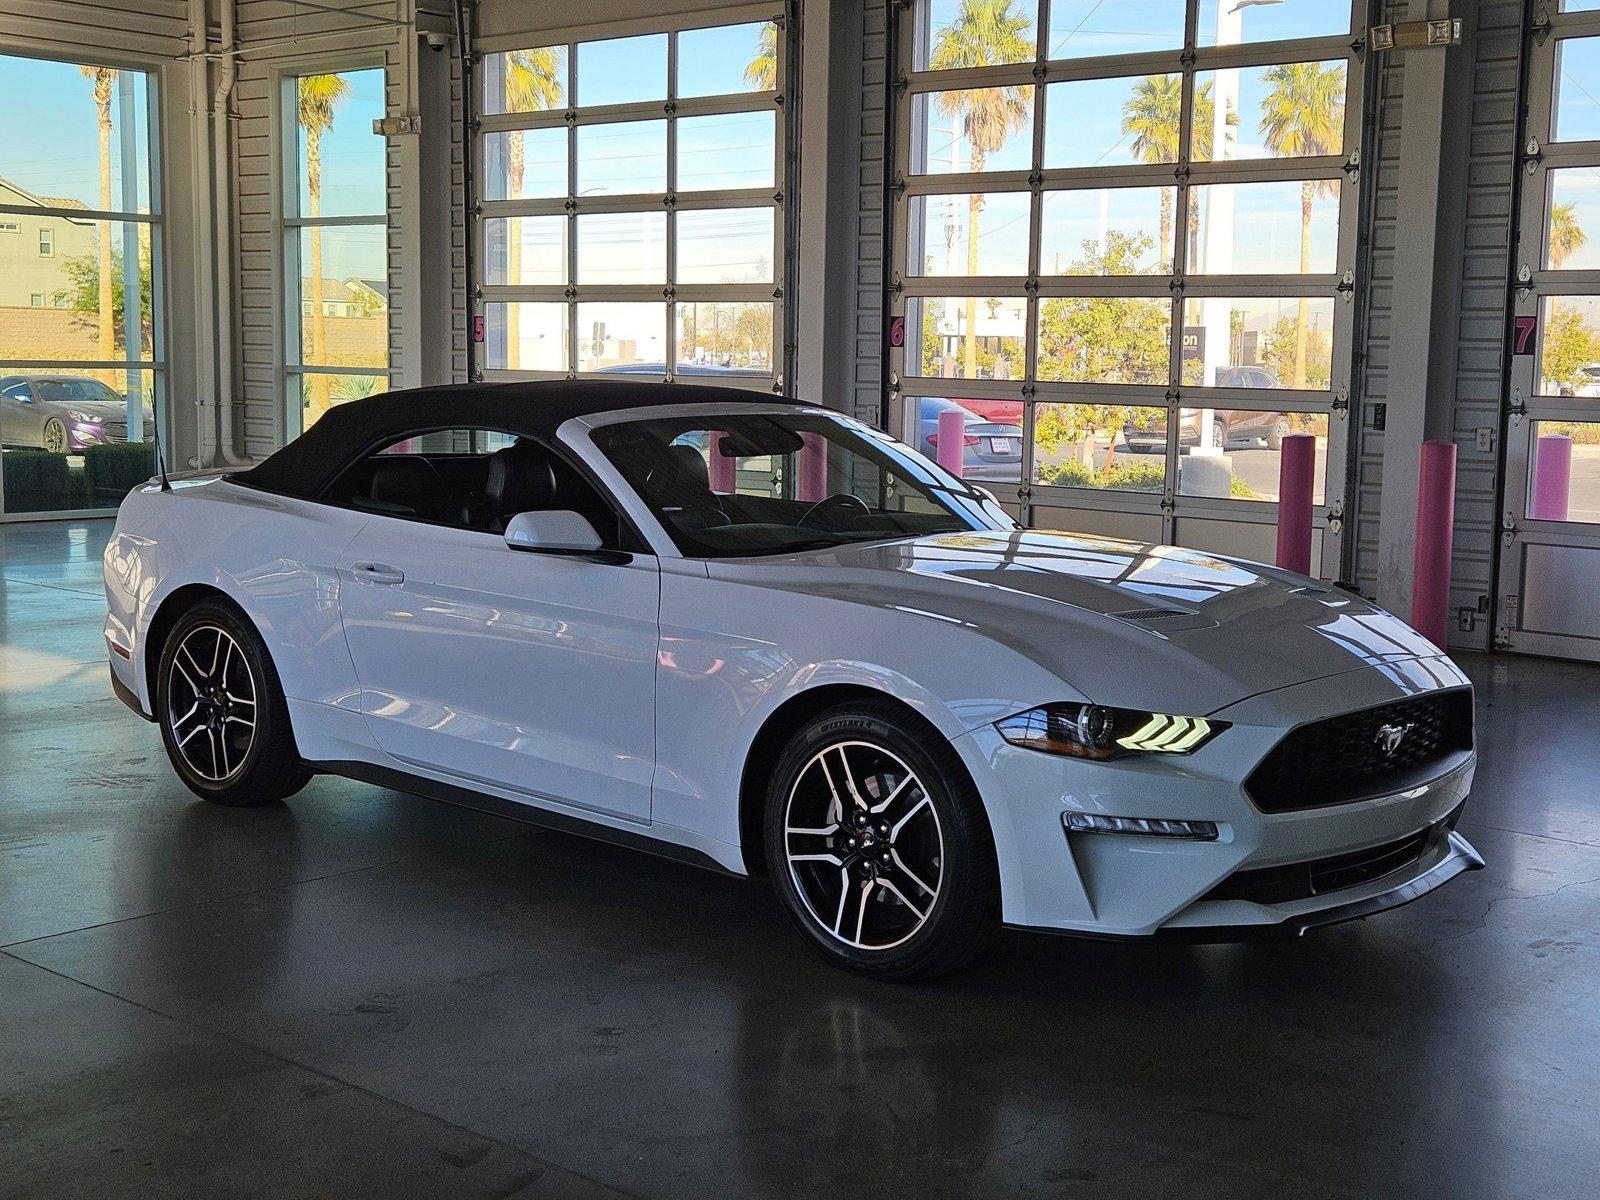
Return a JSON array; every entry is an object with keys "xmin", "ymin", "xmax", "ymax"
[
  {"xmin": 892, "ymin": 0, "xmax": 1360, "ymax": 557},
  {"xmin": 476, "ymin": 14, "xmax": 785, "ymax": 385}
]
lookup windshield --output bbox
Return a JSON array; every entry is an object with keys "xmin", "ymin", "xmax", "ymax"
[
  {"xmin": 591, "ymin": 410, "xmax": 1012, "ymax": 558},
  {"xmin": 35, "ymin": 379, "xmax": 123, "ymax": 404}
]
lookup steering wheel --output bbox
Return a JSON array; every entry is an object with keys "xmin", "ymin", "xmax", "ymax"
[{"xmin": 797, "ymin": 492, "xmax": 872, "ymax": 530}]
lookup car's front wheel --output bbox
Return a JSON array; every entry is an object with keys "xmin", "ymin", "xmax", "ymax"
[
  {"xmin": 156, "ymin": 599, "xmax": 310, "ymax": 806},
  {"xmin": 41, "ymin": 417, "xmax": 68, "ymax": 454},
  {"xmin": 764, "ymin": 700, "xmax": 999, "ymax": 980}
]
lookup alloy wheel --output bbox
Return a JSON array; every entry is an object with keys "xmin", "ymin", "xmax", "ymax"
[
  {"xmin": 784, "ymin": 739, "xmax": 944, "ymax": 951},
  {"xmin": 42, "ymin": 418, "xmax": 67, "ymax": 454},
  {"xmin": 166, "ymin": 623, "xmax": 258, "ymax": 782}
]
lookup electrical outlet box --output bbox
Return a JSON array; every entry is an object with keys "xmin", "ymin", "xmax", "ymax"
[
  {"xmin": 1458, "ymin": 608, "xmax": 1476, "ymax": 632},
  {"xmin": 1371, "ymin": 403, "xmax": 1386, "ymax": 431},
  {"xmin": 1475, "ymin": 427, "xmax": 1495, "ymax": 453}
]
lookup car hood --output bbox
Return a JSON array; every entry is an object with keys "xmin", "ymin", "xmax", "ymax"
[{"xmin": 735, "ymin": 529, "xmax": 1444, "ymax": 715}]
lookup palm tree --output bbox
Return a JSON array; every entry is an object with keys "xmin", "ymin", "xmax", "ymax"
[
  {"xmin": 1549, "ymin": 200, "xmax": 1588, "ymax": 269},
  {"xmin": 743, "ymin": 22, "xmax": 779, "ymax": 91},
  {"xmin": 298, "ymin": 73, "xmax": 350, "ymax": 419},
  {"xmin": 1259, "ymin": 61, "xmax": 1346, "ymax": 388},
  {"xmin": 1121, "ymin": 75, "xmax": 1213, "ymax": 271},
  {"xmin": 929, "ymin": 0, "xmax": 1034, "ymax": 376},
  {"xmin": 80, "ymin": 65, "xmax": 118, "ymax": 387},
  {"xmin": 498, "ymin": 48, "xmax": 564, "ymax": 365}
]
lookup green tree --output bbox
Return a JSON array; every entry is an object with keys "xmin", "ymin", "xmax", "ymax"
[
  {"xmin": 1540, "ymin": 301, "xmax": 1600, "ymax": 392},
  {"xmin": 1035, "ymin": 231, "xmax": 1169, "ymax": 473},
  {"xmin": 930, "ymin": 0, "xmax": 1034, "ymax": 377},
  {"xmin": 79, "ymin": 65, "xmax": 118, "ymax": 386},
  {"xmin": 298, "ymin": 73, "xmax": 351, "ymax": 422},
  {"xmin": 1258, "ymin": 61, "xmax": 1345, "ymax": 387},
  {"xmin": 53, "ymin": 241, "xmax": 153, "ymax": 356},
  {"xmin": 1549, "ymin": 200, "xmax": 1588, "ymax": 269},
  {"xmin": 1258, "ymin": 316, "xmax": 1331, "ymax": 391},
  {"xmin": 743, "ymin": 21, "xmax": 780, "ymax": 90},
  {"xmin": 1121, "ymin": 75, "xmax": 1213, "ymax": 269}
]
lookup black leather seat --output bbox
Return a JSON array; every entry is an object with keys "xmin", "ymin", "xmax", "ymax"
[
  {"xmin": 363, "ymin": 456, "xmax": 455, "ymax": 521},
  {"xmin": 484, "ymin": 439, "xmax": 561, "ymax": 532},
  {"xmin": 644, "ymin": 443, "xmax": 731, "ymax": 529}
]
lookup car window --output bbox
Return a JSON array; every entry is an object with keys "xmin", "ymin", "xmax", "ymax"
[
  {"xmin": 34, "ymin": 379, "xmax": 120, "ymax": 403},
  {"xmin": 323, "ymin": 426, "xmax": 635, "ymax": 550},
  {"xmin": 2, "ymin": 381, "xmax": 31, "ymax": 400},
  {"xmin": 593, "ymin": 410, "xmax": 1007, "ymax": 558}
]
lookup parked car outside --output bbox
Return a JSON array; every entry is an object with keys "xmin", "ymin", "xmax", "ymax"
[
  {"xmin": 1123, "ymin": 367, "xmax": 1291, "ymax": 454},
  {"xmin": 949, "ymin": 397, "xmax": 1024, "ymax": 427},
  {"xmin": 1556, "ymin": 364, "xmax": 1600, "ymax": 398},
  {"xmin": 0, "ymin": 374, "xmax": 155, "ymax": 454},
  {"xmin": 917, "ymin": 397, "xmax": 1022, "ymax": 481}
]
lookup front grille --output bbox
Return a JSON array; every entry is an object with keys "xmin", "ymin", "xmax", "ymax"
[
  {"xmin": 1245, "ymin": 690, "xmax": 1473, "ymax": 813},
  {"xmin": 1203, "ymin": 824, "xmax": 1440, "ymax": 906},
  {"xmin": 103, "ymin": 422, "xmax": 128, "ymax": 442}
]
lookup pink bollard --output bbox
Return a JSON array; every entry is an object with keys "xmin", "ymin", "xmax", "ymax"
[
  {"xmin": 1411, "ymin": 440, "xmax": 1457, "ymax": 650},
  {"xmin": 709, "ymin": 431, "xmax": 736, "ymax": 494},
  {"xmin": 798, "ymin": 433, "xmax": 829, "ymax": 501},
  {"xmin": 936, "ymin": 409, "xmax": 967, "ymax": 477},
  {"xmin": 1274, "ymin": 432, "xmax": 1316, "ymax": 575},
  {"xmin": 1530, "ymin": 434, "xmax": 1573, "ymax": 522}
]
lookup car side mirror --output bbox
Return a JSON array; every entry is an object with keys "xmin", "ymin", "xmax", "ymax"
[{"xmin": 504, "ymin": 509, "xmax": 604, "ymax": 554}]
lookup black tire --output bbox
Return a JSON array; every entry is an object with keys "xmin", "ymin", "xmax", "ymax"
[
  {"xmin": 1212, "ymin": 417, "xmax": 1228, "ymax": 450},
  {"xmin": 155, "ymin": 598, "xmax": 311, "ymax": 806},
  {"xmin": 763, "ymin": 700, "xmax": 1000, "ymax": 981},
  {"xmin": 1266, "ymin": 416, "xmax": 1290, "ymax": 451}
]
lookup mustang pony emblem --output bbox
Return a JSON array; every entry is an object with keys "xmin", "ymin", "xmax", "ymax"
[{"xmin": 1375, "ymin": 721, "xmax": 1414, "ymax": 757}]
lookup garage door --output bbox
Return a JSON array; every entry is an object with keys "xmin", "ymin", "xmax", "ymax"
[
  {"xmin": 885, "ymin": 0, "xmax": 1369, "ymax": 574},
  {"xmin": 1496, "ymin": 3, "xmax": 1600, "ymax": 662}
]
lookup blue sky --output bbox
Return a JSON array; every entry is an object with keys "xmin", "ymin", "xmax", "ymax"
[
  {"xmin": 0, "ymin": 55, "xmax": 151, "ymax": 211},
  {"xmin": 296, "ymin": 67, "xmax": 386, "ymax": 218}
]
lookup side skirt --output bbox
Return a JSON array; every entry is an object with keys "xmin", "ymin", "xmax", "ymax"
[{"xmin": 311, "ymin": 758, "xmax": 741, "ymax": 879}]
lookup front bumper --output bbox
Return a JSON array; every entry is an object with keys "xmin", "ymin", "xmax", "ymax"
[{"xmin": 956, "ymin": 658, "xmax": 1483, "ymax": 938}]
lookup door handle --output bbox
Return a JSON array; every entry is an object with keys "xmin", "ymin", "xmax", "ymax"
[{"xmin": 351, "ymin": 561, "xmax": 405, "ymax": 585}]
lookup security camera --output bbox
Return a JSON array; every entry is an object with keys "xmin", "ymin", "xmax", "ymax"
[{"xmin": 424, "ymin": 31, "xmax": 449, "ymax": 52}]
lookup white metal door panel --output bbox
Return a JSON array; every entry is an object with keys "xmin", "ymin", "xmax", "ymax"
[{"xmin": 338, "ymin": 517, "xmax": 660, "ymax": 821}]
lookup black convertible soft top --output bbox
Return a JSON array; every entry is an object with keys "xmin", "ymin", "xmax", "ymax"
[{"xmin": 234, "ymin": 379, "xmax": 802, "ymax": 500}]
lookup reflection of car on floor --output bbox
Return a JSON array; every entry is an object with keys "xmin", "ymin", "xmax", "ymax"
[
  {"xmin": 1123, "ymin": 368, "xmax": 1289, "ymax": 455},
  {"xmin": 106, "ymin": 380, "xmax": 1483, "ymax": 980},
  {"xmin": 917, "ymin": 397, "xmax": 1022, "ymax": 481},
  {"xmin": 0, "ymin": 374, "xmax": 155, "ymax": 454}
]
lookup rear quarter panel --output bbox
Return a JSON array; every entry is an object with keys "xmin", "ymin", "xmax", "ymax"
[{"xmin": 105, "ymin": 480, "xmax": 366, "ymax": 723}]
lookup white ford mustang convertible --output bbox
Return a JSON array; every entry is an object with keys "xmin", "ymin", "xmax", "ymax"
[{"xmin": 105, "ymin": 381, "xmax": 1482, "ymax": 978}]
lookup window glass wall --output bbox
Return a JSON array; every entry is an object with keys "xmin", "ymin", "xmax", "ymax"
[
  {"xmin": 894, "ymin": 0, "xmax": 1359, "ymax": 562},
  {"xmin": 0, "ymin": 54, "xmax": 162, "ymax": 516},
  {"xmin": 477, "ymin": 14, "xmax": 785, "ymax": 389},
  {"xmin": 282, "ymin": 67, "xmax": 389, "ymax": 433}
]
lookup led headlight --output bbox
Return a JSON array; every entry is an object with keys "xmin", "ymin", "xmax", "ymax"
[
  {"xmin": 66, "ymin": 410, "xmax": 102, "ymax": 424},
  {"xmin": 995, "ymin": 703, "xmax": 1227, "ymax": 760}
]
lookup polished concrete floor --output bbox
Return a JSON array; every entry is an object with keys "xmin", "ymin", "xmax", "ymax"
[{"xmin": 3, "ymin": 519, "xmax": 1599, "ymax": 1199}]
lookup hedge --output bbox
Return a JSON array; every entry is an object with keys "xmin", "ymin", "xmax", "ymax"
[
  {"xmin": 2, "ymin": 450, "xmax": 80, "ymax": 512},
  {"xmin": 1038, "ymin": 457, "xmax": 1259, "ymax": 499},
  {"xmin": 83, "ymin": 441, "xmax": 157, "ymax": 505}
]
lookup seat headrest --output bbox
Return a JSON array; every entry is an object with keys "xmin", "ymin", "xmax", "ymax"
[
  {"xmin": 667, "ymin": 443, "xmax": 711, "ymax": 492},
  {"xmin": 486, "ymin": 439, "xmax": 559, "ymax": 523},
  {"xmin": 369, "ymin": 456, "xmax": 447, "ymax": 517}
]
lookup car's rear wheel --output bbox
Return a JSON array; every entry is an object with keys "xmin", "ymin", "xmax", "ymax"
[
  {"xmin": 764, "ymin": 700, "xmax": 999, "ymax": 980},
  {"xmin": 1211, "ymin": 416, "xmax": 1228, "ymax": 450},
  {"xmin": 156, "ymin": 599, "xmax": 310, "ymax": 806},
  {"xmin": 41, "ymin": 417, "xmax": 68, "ymax": 454}
]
